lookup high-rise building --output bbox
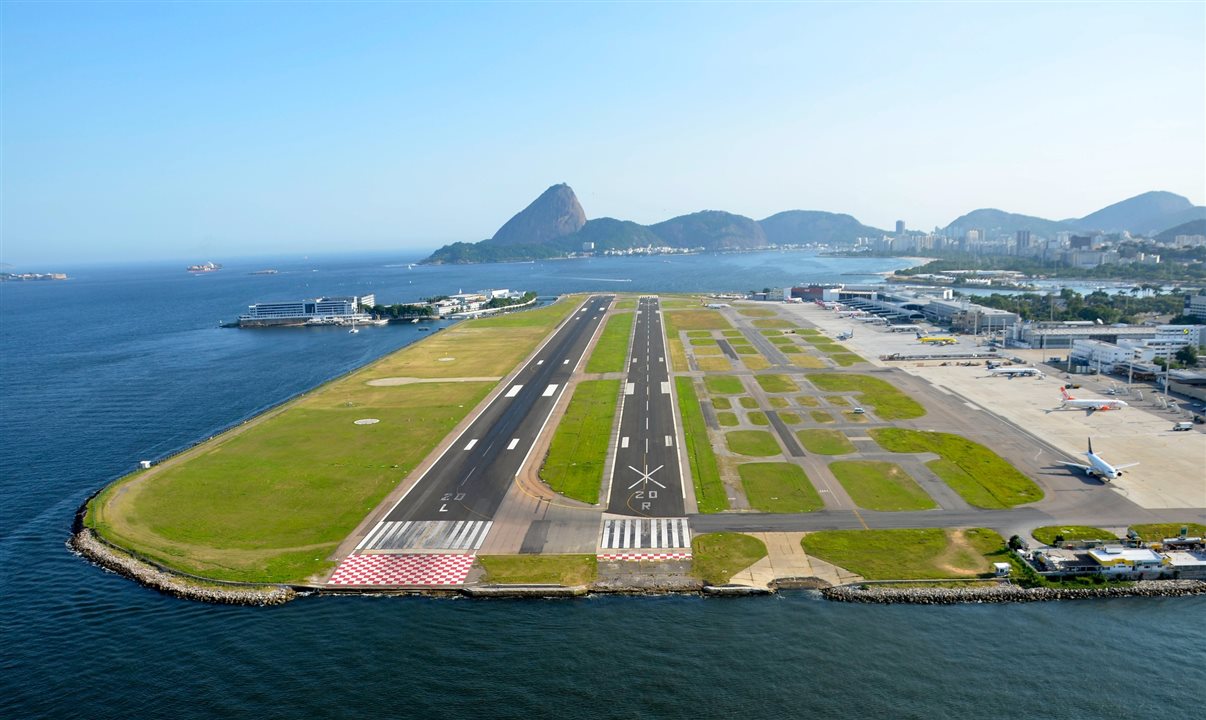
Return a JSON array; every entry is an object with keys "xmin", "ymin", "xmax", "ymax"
[
  {"xmin": 1016, "ymin": 230, "xmax": 1031, "ymax": 254},
  {"xmin": 895, "ymin": 220, "xmax": 905, "ymax": 236}
]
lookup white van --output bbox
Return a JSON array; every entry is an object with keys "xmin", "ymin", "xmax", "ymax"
[{"xmin": 1173, "ymin": 422, "xmax": 1193, "ymax": 431}]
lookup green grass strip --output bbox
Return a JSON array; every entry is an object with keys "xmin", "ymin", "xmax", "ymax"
[
  {"xmin": 585, "ymin": 312, "xmax": 634, "ymax": 374},
  {"xmin": 692, "ymin": 533, "xmax": 768, "ymax": 584},
  {"xmin": 802, "ymin": 528, "xmax": 1006, "ymax": 580},
  {"xmin": 755, "ymin": 374, "xmax": 799, "ymax": 393},
  {"xmin": 540, "ymin": 380, "xmax": 621, "ymax": 503},
  {"xmin": 676, "ymin": 377, "xmax": 727, "ymax": 512},
  {"xmin": 1031, "ymin": 526, "xmax": 1118, "ymax": 545},
  {"xmin": 738, "ymin": 462, "xmax": 823, "ymax": 512},
  {"xmin": 870, "ymin": 428, "xmax": 1043, "ymax": 509},
  {"xmin": 704, "ymin": 375, "xmax": 745, "ymax": 394},
  {"xmin": 828, "ymin": 460, "xmax": 936, "ymax": 511},
  {"xmin": 726, "ymin": 430, "xmax": 781, "ymax": 457},
  {"xmin": 806, "ymin": 373, "xmax": 925, "ymax": 419},
  {"xmin": 795, "ymin": 429, "xmax": 856, "ymax": 455},
  {"xmin": 478, "ymin": 555, "xmax": 598, "ymax": 585}
]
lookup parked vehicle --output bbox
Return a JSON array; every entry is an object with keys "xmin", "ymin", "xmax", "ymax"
[{"xmin": 1173, "ymin": 422, "xmax": 1193, "ymax": 431}]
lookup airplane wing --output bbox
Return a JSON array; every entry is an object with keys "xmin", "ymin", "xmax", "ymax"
[
  {"xmin": 1062, "ymin": 462, "xmax": 1092, "ymax": 473},
  {"xmin": 1114, "ymin": 462, "xmax": 1139, "ymax": 470}
]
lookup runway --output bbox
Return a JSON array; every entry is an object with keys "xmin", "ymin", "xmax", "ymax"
[{"xmin": 359, "ymin": 295, "xmax": 613, "ymax": 549}]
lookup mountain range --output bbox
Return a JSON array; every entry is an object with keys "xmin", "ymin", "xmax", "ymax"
[{"xmin": 421, "ymin": 185, "xmax": 1206, "ymax": 264}]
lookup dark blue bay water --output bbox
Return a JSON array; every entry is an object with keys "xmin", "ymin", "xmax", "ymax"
[{"xmin": 2, "ymin": 250, "xmax": 1203, "ymax": 719}]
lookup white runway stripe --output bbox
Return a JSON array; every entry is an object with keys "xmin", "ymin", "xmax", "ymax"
[
  {"xmin": 598, "ymin": 518, "xmax": 692, "ymax": 550},
  {"xmin": 507, "ymin": 438, "xmax": 519, "ymax": 450},
  {"xmin": 542, "ymin": 384, "xmax": 558, "ymax": 397},
  {"xmin": 464, "ymin": 439, "xmax": 477, "ymax": 450},
  {"xmin": 360, "ymin": 520, "xmax": 493, "ymax": 551},
  {"xmin": 505, "ymin": 385, "xmax": 522, "ymax": 397}
]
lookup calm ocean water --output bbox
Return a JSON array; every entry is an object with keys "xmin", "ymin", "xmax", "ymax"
[{"xmin": 2, "ymin": 250, "xmax": 1202, "ymax": 719}]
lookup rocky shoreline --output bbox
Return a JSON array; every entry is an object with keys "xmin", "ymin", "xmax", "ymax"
[
  {"xmin": 70, "ymin": 529, "xmax": 297, "ymax": 606},
  {"xmin": 822, "ymin": 580, "xmax": 1206, "ymax": 604}
]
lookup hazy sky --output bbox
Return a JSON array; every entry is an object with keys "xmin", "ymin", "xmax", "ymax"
[{"xmin": 2, "ymin": 1, "xmax": 1204, "ymax": 265}]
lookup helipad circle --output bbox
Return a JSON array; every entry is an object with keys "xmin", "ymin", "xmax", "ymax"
[{"xmin": 353, "ymin": 418, "xmax": 380, "ymax": 425}]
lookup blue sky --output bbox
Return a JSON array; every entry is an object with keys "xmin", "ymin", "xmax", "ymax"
[{"xmin": 2, "ymin": 1, "xmax": 1203, "ymax": 265}]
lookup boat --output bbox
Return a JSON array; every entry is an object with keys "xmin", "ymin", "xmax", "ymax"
[{"xmin": 187, "ymin": 261, "xmax": 222, "ymax": 273}]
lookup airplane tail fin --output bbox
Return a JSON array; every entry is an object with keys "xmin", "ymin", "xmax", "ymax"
[
  {"xmin": 1087, "ymin": 437, "xmax": 1093, "ymax": 455},
  {"xmin": 1061, "ymin": 386, "xmax": 1072, "ymax": 400}
]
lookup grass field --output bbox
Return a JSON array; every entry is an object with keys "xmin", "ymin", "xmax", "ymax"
[
  {"xmin": 717, "ymin": 411, "xmax": 739, "ymax": 427},
  {"xmin": 704, "ymin": 375, "xmax": 745, "ymax": 395},
  {"xmin": 86, "ymin": 298, "xmax": 580, "ymax": 583},
  {"xmin": 667, "ymin": 336, "xmax": 689, "ymax": 372},
  {"xmin": 789, "ymin": 355, "xmax": 827, "ymax": 368},
  {"xmin": 828, "ymin": 460, "xmax": 936, "ymax": 511},
  {"xmin": 540, "ymin": 379, "xmax": 621, "ymax": 503},
  {"xmin": 806, "ymin": 373, "xmax": 925, "ymax": 420},
  {"xmin": 695, "ymin": 356, "xmax": 732, "ymax": 372},
  {"xmin": 738, "ymin": 307, "xmax": 778, "ymax": 317},
  {"xmin": 826, "ymin": 395, "xmax": 849, "ymax": 406},
  {"xmin": 614, "ymin": 298, "xmax": 637, "ymax": 310},
  {"xmin": 726, "ymin": 430, "xmax": 781, "ymax": 457},
  {"xmin": 690, "ymin": 338, "xmax": 719, "ymax": 346},
  {"xmin": 738, "ymin": 463, "xmax": 823, "ymax": 513},
  {"xmin": 686, "ymin": 330, "xmax": 713, "ymax": 338},
  {"xmin": 585, "ymin": 312, "xmax": 634, "ymax": 373},
  {"xmin": 664, "ymin": 309, "xmax": 731, "ymax": 335},
  {"xmin": 1032, "ymin": 526, "xmax": 1118, "ymax": 545},
  {"xmin": 795, "ymin": 429, "xmax": 856, "ymax": 455},
  {"xmin": 830, "ymin": 353, "xmax": 865, "ymax": 366},
  {"xmin": 712, "ymin": 397, "xmax": 732, "ymax": 410},
  {"xmin": 1129, "ymin": 523, "xmax": 1206, "ymax": 541},
  {"xmin": 768, "ymin": 335, "xmax": 795, "ymax": 345},
  {"xmin": 767, "ymin": 396, "xmax": 788, "ymax": 409},
  {"xmin": 795, "ymin": 395, "xmax": 819, "ymax": 407},
  {"xmin": 742, "ymin": 356, "xmax": 771, "ymax": 371},
  {"xmin": 733, "ymin": 345, "xmax": 760, "ymax": 355},
  {"xmin": 796, "ymin": 328, "xmax": 822, "ymax": 335},
  {"xmin": 738, "ymin": 396, "xmax": 759, "ymax": 409},
  {"xmin": 720, "ymin": 329, "xmax": 743, "ymax": 337},
  {"xmin": 754, "ymin": 374, "xmax": 799, "ymax": 394},
  {"xmin": 691, "ymin": 533, "xmax": 768, "ymax": 584},
  {"xmin": 810, "ymin": 410, "xmax": 834, "ymax": 423},
  {"xmin": 752, "ymin": 319, "xmax": 793, "ymax": 329},
  {"xmin": 748, "ymin": 411, "xmax": 769, "ymax": 426},
  {"xmin": 693, "ymin": 345, "xmax": 722, "ymax": 355},
  {"xmin": 870, "ymin": 428, "xmax": 1044, "ymax": 508},
  {"xmin": 676, "ymin": 377, "xmax": 727, "ymax": 513},
  {"xmin": 779, "ymin": 412, "xmax": 801, "ymax": 424},
  {"xmin": 478, "ymin": 555, "xmax": 597, "ymax": 585},
  {"xmin": 802, "ymin": 528, "xmax": 1006, "ymax": 580}
]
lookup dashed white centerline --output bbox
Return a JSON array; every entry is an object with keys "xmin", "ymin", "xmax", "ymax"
[
  {"xmin": 505, "ymin": 385, "xmax": 523, "ymax": 398},
  {"xmin": 563, "ymin": 359, "xmax": 569, "ymax": 365},
  {"xmin": 464, "ymin": 439, "xmax": 478, "ymax": 451},
  {"xmin": 537, "ymin": 360, "xmax": 544, "ymax": 365},
  {"xmin": 542, "ymin": 384, "xmax": 558, "ymax": 397},
  {"xmin": 507, "ymin": 438, "xmax": 519, "ymax": 450}
]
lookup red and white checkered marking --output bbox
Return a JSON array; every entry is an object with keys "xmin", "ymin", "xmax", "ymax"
[
  {"xmin": 597, "ymin": 552, "xmax": 692, "ymax": 562},
  {"xmin": 327, "ymin": 553, "xmax": 474, "ymax": 586}
]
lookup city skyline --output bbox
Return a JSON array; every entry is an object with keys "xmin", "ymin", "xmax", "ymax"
[{"xmin": 2, "ymin": 1, "xmax": 1203, "ymax": 265}]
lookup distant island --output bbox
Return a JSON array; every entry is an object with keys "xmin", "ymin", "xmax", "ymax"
[
  {"xmin": 421, "ymin": 184, "xmax": 1206, "ymax": 265},
  {"xmin": 1, "ymin": 272, "xmax": 67, "ymax": 281}
]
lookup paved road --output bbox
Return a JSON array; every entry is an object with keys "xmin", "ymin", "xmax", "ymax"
[
  {"xmin": 606, "ymin": 296, "xmax": 686, "ymax": 516},
  {"xmin": 379, "ymin": 295, "xmax": 612, "ymax": 524}
]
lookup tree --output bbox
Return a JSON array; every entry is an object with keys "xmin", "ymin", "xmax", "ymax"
[{"xmin": 1175, "ymin": 345, "xmax": 1198, "ymax": 367}]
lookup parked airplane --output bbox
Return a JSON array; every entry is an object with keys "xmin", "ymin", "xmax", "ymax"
[
  {"xmin": 837, "ymin": 329, "xmax": 854, "ymax": 341},
  {"xmin": 918, "ymin": 335, "xmax": 957, "ymax": 346},
  {"xmin": 1058, "ymin": 386, "xmax": 1129, "ymax": 412},
  {"xmin": 1062, "ymin": 437, "xmax": 1137, "ymax": 481},
  {"xmin": 989, "ymin": 367, "xmax": 1044, "ymax": 378}
]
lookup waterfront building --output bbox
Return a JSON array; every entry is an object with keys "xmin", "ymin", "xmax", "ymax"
[{"xmin": 239, "ymin": 295, "xmax": 373, "ymax": 326}]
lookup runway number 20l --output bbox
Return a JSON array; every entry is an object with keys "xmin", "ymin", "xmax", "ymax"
[{"xmin": 438, "ymin": 492, "xmax": 466, "ymax": 512}]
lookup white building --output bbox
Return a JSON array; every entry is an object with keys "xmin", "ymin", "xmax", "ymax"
[
  {"xmin": 1087, "ymin": 547, "xmax": 1167, "ymax": 577},
  {"xmin": 1184, "ymin": 294, "xmax": 1206, "ymax": 322},
  {"xmin": 1071, "ymin": 339, "xmax": 1135, "ymax": 372}
]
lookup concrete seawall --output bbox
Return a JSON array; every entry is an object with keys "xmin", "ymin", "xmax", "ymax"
[{"xmin": 821, "ymin": 580, "xmax": 1206, "ymax": 604}]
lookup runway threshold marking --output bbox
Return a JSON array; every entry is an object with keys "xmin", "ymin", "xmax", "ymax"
[
  {"xmin": 505, "ymin": 385, "xmax": 522, "ymax": 398},
  {"xmin": 542, "ymin": 384, "xmax": 558, "ymax": 397}
]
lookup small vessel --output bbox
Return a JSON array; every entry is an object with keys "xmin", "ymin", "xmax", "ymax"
[{"xmin": 188, "ymin": 261, "xmax": 222, "ymax": 273}]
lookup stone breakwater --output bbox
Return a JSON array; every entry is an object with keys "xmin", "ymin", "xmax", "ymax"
[
  {"xmin": 822, "ymin": 580, "xmax": 1206, "ymax": 604},
  {"xmin": 70, "ymin": 529, "xmax": 297, "ymax": 606}
]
